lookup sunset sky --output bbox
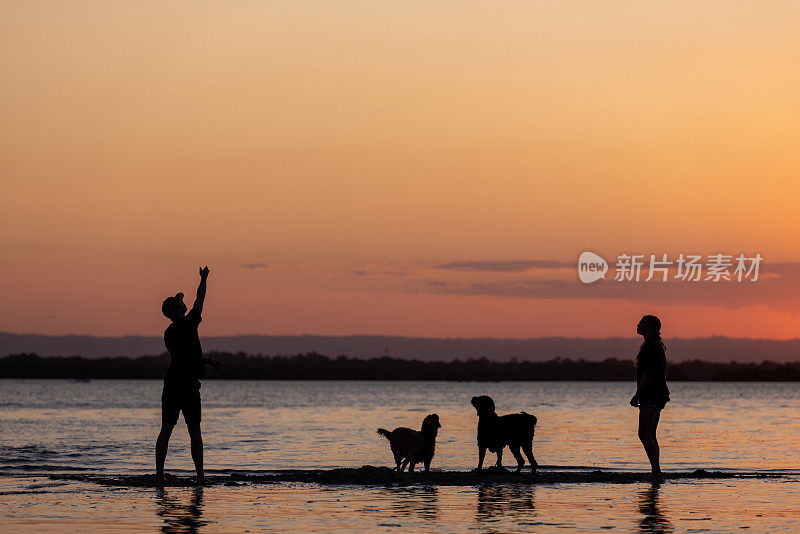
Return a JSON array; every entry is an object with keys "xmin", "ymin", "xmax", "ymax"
[{"xmin": 2, "ymin": 1, "xmax": 800, "ymax": 338}]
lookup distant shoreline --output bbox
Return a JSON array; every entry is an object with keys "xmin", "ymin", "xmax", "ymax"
[
  {"xmin": 3, "ymin": 332, "xmax": 800, "ymax": 364},
  {"xmin": 4, "ymin": 352, "xmax": 800, "ymax": 381}
]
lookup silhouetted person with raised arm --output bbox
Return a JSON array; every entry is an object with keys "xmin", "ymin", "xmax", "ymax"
[
  {"xmin": 630, "ymin": 315, "xmax": 670, "ymax": 482},
  {"xmin": 155, "ymin": 266, "xmax": 220, "ymax": 485}
]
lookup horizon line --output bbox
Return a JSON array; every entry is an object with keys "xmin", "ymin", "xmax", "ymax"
[{"xmin": 2, "ymin": 330, "xmax": 800, "ymax": 342}]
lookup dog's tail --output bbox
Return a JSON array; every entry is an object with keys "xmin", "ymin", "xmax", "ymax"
[
  {"xmin": 520, "ymin": 411, "xmax": 538, "ymax": 435},
  {"xmin": 376, "ymin": 428, "xmax": 393, "ymax": 440}
]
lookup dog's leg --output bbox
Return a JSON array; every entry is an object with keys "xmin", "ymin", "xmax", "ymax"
[
  {"xmin": 495, "ymin": 448, "xmax": 504, "ymax": 469},
  {"xmin": 392, "ymin": 447, "xmax": 403, "ymax": 471},
  {"xmin": 399, "ymin": 458, "xmax": 409, "ymax": 472},
  {"xmin": 522, "ymin": 443, "xmax": 538, "ymax": 473},
  {"xmin": 477, "ymin": 447, "xmax": 486, "ymax": 470},
  {"xmin": 408, "ymin": 462, "xmax": 416, "ymax": 473},
  {"xmin": 423, "ymin": 458, "xmax": 431, "ymax": 472},
  {"xmin": 510, "ymin": 445, "xmax": 524, "ymax": 473}
]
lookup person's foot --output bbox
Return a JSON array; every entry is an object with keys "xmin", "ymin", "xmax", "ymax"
[
  {"xmin": 155, "ymin": 473, "xmax": 165, "ymax": 487},
  {"xmin": 648, "ymin": 471, "xmax": 665, "ymax": 483},
  {"xmin": 195, "ymin": 474, "xmax": 205, "ymax": 486}
]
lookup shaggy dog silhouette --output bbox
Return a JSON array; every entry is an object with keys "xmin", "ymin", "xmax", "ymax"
[{"xmin": 377, "ymin": 413, "xmax": 441, "ymax": 472}]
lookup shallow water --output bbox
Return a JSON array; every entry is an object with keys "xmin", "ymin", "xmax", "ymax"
[
  {"xmin": 2, "ymin": 380, "xmax": 800, "ymax": 473},
  {"xmin": 2, "ymin": 476, "xmax": 800, "ymax": 533},
  {"xmin": 2, "ymin": 380, "xmax": 800, "ymax": 532}
]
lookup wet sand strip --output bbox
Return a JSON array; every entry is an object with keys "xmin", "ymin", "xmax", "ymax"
[{"xmin": 37, "ymin": 466, "xmax": 792, "ymax": 488}]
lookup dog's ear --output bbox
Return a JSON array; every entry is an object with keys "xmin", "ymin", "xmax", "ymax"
[
  {"xmin": 422, "ymin": 413, "xmax": 440, "ymax": 429},
  {"xmin": 471, "ymin": 395, "xmax": 493, "ymax": 412}
]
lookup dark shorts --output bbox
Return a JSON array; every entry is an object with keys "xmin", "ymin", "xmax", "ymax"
[
  {"xmin": 161, "ymin": 383, "xmax": 201, "ymax": 426},
  {"xmin": 639, "ymin": 402, "xmax": 665, "ymax": 411}
]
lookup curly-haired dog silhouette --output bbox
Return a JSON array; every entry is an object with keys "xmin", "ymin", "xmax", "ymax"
[{"xmin": 377, "ymin": 413, "xmax": 441, "ymax": 472}]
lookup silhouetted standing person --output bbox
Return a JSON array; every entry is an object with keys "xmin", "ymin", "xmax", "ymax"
[
  {"xmin": 629, "ymin": 315, "xmax": 670, "ymax": 481},
  {"xmin": 156, "ymin": 266, "xmax": 220, "ymax": 485}
]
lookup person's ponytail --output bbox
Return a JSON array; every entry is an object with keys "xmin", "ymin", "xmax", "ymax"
[{"xmin": 635, "ymin": 315, "xmax": 665, "ymax": 366}]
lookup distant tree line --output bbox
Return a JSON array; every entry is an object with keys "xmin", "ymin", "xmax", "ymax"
[{"xmin": 4, "ymin": 352, "xmax": 800, "ymax": 380}]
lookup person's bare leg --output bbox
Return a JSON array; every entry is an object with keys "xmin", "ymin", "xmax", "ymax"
[
  {"xmin": 187, "ymin": 423, "xmax": 204, "ymax": 484},
  {"xmin": 651, "ymin": 410, "xmax": 661, "ymax": 472},
  {"xmin": 638, "ymin": 407, "xmax": 662, "ymax": 475},
  {"xmin": 156, "ymin": 423, "xmax": 175, "ymax": 484}
]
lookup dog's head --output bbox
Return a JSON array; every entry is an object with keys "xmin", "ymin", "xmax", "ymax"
[
  {"xmin": 470, "ymin": 395, "xmax": 496, "ymax": 415},
  {"xmin": 422, "ymin": 413, "xmax": 441, "ymax": 432}
]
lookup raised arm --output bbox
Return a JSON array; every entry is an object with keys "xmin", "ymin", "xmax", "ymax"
[{"xmin": 193, "ymin": 266, "xmax": 210, "ymax": 314}]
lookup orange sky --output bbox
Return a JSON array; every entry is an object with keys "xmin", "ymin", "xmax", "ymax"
[{"xmin": 2, "ymin": 1, "xmax": 800, "ymax": 338}]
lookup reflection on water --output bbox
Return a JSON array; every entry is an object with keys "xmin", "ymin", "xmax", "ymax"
[
  {"xmin": 3, "ymin": 477, "xmax": 800, "ymax": 532},
  {"xmin": 156, "ymin": 486, "xmax": 207, "ymax": 533},
  {"xmin": 383, "ymin": 485, "xmax": 440, "ymax": 521},
  {"xmin": 637, "ymin": 483, "xmax": 673, "ymax": 534},
  {"xmin": 476, "ymin": 484, "xmax": 535, "ymax": 523}
]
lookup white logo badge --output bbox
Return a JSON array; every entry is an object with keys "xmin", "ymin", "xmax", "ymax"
[{"xmin": 578, "ymin": 252, "xmax": 608, "ymax": 284}]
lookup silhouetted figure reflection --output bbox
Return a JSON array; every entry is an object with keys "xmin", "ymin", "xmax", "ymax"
[
  {"xmin": 384, "ymin": 485, "xmax": 440, "ymax": 521},
  {"xmin": 155, "ymin": 267, "xmax": 221, "ymax": 485},
  {"xmin": 637, "ymin": 483, "xmax": 673, "ymax": 533},
  {"xmin": 476, "ymin": 484, "xmax": 536, "ymax": 523},
  {"xmin": 156, "ymin": 486, "xmax": 207, "ymax": 533},
  {"xmin": 629, "ymin": 315, "xmax": 670, "ymax": 482}
]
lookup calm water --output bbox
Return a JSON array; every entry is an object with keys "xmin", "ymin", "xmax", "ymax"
[
  {"xmin": 2, "ymin": 380, "xmax": 800, "ymax": 473},
  {"xmin": 2, "ymin": 380, "xmax": 800, "ymax": 532}
]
